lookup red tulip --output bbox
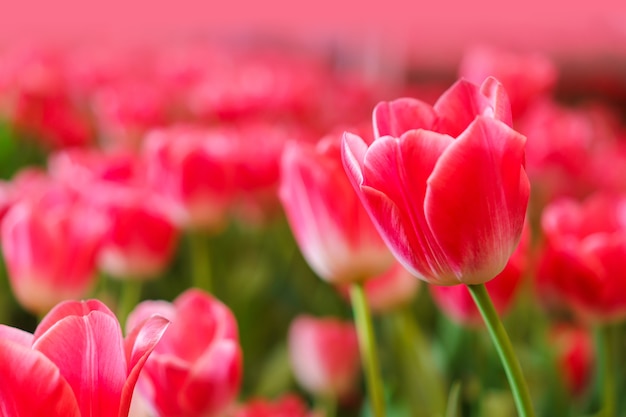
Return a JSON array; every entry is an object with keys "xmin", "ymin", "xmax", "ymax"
[
  {"xmin": 1, "ymin": 195, "xmax": 105, "ymax": 314},
  {"xmin": 126, "ymin": 289, "xmax": 242, "ymax": 417},
  {"xmin": 342, "ymin": 77, "xmax": 529, "ymax": 285},
  {"xmin": 49, "ymin": 149, "xmax": 178, "ymax": 279},
  {"xmin": 430, "ymin": 221, "xmax": 530, "ymax": 326},
  {"xmin": 535, "ymin": 193, "xmax": 626, "ymax": 323},
  {"xmin": 279, "ymin": 133, "xmax": 394, "ymax": 284},
  {"xmin": 288, "ymin": 315, "xmax": 361, "ymax": 398},
  {"xmin": 550, "ymin": 323, "xmax": 594, "ymax": 396},
  {"xmin": 0, "ymin": 299, "xmax": 169, "ymax": 417},
  {"xmin": 143, "ymin": 125, "xmax": 237, "ymax": 231}
]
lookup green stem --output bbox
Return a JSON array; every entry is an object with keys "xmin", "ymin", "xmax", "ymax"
[
  {"xmin": 390, "ymin": 307, "xmax": 446, "ymax": 416},
  {"xmin": 188, "ymin": 232, "xmax": 212, "ymax": 293},
  {"xmin": 118, "ymin": 279, "xmax": 142, "ymax": 330},
  {"xmin": 599, "ymin": 324, "xmax": 616, "ymax": 417},
  {"xmin": 467, "ymin": 283, "xmax": 535, "ymax": 417},
  {"xmin": 349, "ymin": 282, "xmax": 386, "ymax": 417}
]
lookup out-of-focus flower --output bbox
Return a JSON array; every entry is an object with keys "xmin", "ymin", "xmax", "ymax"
[
  {"xmin": 429, "ymin": 221, "xmax": 530, "ymax": 326},
  {"xmin": 279, "ymin": 131, "xmax": 394, "ymax": 284},
  {"xmin": 231, "ymin": 394, "xmax": 319, "ymax": 417},
  {"xmin": 143, "ymin": 125, "xmax": 237, "ymax": 231},
  {"xmin": 288, "ymin": 315, "xmax": 360, "ymax": 399},
  {"xmin": 459, "ymin": 46, "xmax": 558, "ymax": 117},
  {"xmin": 49, "ymin": 148, "xmax": 178, "ymax": 279},
  {"xmin": 0, "ymin": 46, "xmax": 93, "ymax": 148},
  {"xmin": 126, "ymin": 289, "xmax": 242, "ymax": 417},
  {"xmin": 549, "ymin": 323, "xmax": 595, "ymax": 396},
  {"xmin": 342, "ymin": 77, "xmax": 529, "ymax": 285},
  {"xmin": 519, "ymin": 100, "xmax": 604, "ymax": 203},
  {"xmin": 0, "ymin": 299, "xmax": 169, "ymax": 417},
  {"xmin": 91, "ymin": 79, "xmax": 172, "ymax": 151},
  {"xmin": 1, "ymin": 191, "xmax": 105, "ymax": 314},
  {"xmin": 535, "ymin": 193, "xmax": 626, "ymax": 323}
]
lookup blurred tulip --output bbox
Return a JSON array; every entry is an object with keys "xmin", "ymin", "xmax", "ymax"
[
  {"xmin": 0, "ymin": 299, "xmax": 169, "ymax": 417},
  {"xmin": 279, "ymin": 133, "xmax": 394, "ymax": 284},
  {"xmin": 342, "ymin": 77, "xmax": 529, "ymax": 285},
  {"xmin": 535, "ymin": 193, "xmax": 626, "ymax": 323},
  {"xmin": 549, "ymin": 323, "xmax": 594, "ymax": 396},
  {"xmin": 288, "ymin": 315, "xmax": 361, "ymax": 399},
  {"xmin": 430, "ymin": 221, "xmax": 530, "ymax": 326},
  {"xmin": 127, "ymin": 289, "xmax": 242, "ymax": 417},
  {"xmin": 459, "ymin": 46, "xmax": 558, "ymax": 117},
  {"xmin": 1, "ymin": 194, "xmax": 105, "ymax": 314},
  {"xmin": 143, "ymin": 125, "xmax": 236, "ymax": 231},
  {"xmin": 231, "ymin": 394, "xmax": 318, "ymax": 417}
]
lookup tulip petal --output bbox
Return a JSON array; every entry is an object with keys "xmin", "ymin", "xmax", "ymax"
[
  {"xmin": 121, "ymin": 314, "xmax": 170, "ymax": 417},
  {"xmin": 346, "ymin": 130, "xmax": 461, "ymax": 283},
  {"xmin": 0, "ymin": 324, "xmax": 34, "ymax": 346},
  {"xmin": 180, "ymin": 341, "xmax": 242, "ymax": 416},
  {"xmin": 480, "ymin": 77, "xmax": 513, "ymax": 126},
  {"xmin": 33, "ymin": 309, "xmax": 127, "ymax": 417},
  {"xmin": 373, "ymin": 98, "xmax": 436, "ymax": 138},
  {"xmin": 425, "ymin": 117, "xmax": 529, "ymax": 284},
  {"xmin": 34, "ymin": 298, "xmax": 117, "ymax": 341},
  {"xmin": 434, "ymin": 79, "xmax": 500, "ymax": 137},
  {"xmin": 0, "ymin": 340, "xmax": 81, "ymax": 417}
]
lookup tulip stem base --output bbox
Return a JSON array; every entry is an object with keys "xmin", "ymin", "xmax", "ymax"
[
  {"xmin": 350, "ymin": 282, "xmax": 386, "ymax": 417},
  {"xmin": 189, "ymin": 232, "xmax": 212, "ymax": 293},
  {"xmin": 467, "ymin": 283, "xmax": 534, "ymax": 417}
]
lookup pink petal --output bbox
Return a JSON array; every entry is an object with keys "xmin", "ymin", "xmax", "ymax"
[
  {"xmin": 358, "ymin": 131, "xmax": 459, "ymax": 283},
  {"xmin": 433, "ymin": 79, "xmax": 497, "ymax": 137},
  {"xmin": 121, "ymin": 314, "xmax": 170, "ymax": 417},
  {"xmin": 180, "ymin": 341, "xmax": 243, "ymax": 416},
  {"xmin": 425, "ymin": 117, "xmax": 530, "ymax": 284},
  {"xmin": 0, "ymin": 340, "xmax": 81, "ymax": 417},
  {"xmin": 34, "ymin": 299, "xmax": 118, "ymax": 341},
  {"xmin": 480, "ymin": 77, "xmax": 513, "ymax": 126},
  {"xmin": 33, "ymin": 310, "xmax": 127, "ymax": 417},
  {"xmin": 341, "ymin": 132, "xmax": 368, "ymax": 189},
  {"xmin": 139, "ymin": 355, "xmax": 192, "ymax": 417},
  {"xmin": 372, "ymin": 98, "xmax": 436, "ymax": 139},
  {"xmin": 0, "ymin": 324, "xmax": 34, "ymax": 346}
]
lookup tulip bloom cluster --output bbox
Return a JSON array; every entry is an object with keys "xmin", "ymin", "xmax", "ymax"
[{"xmin": 1, "ymin": 42, "xmax": 626, "ymax": 417}]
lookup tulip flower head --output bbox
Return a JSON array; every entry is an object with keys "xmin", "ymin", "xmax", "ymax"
[
  {"xmin": 288, "ymin": 315, "xmax": 361, "ymax": 399},
  {"xmin": 342, "ymin": 77, "xmax": 529, "ymax": 285},
  {"xmin": 126, "ymin": 289, "xmax": 242, "ymax": 417},
  {"xmin": 0, "ymin": 299, "xmax": 169, "ymax": 417},
  {"xmin": 279, "ymin": 132, "xmax": 394, "ymax": 284}
]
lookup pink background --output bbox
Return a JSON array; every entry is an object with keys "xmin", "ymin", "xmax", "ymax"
[{"xmin": 2, "ymin": 0, "xmax": 626, "ymax": 68}]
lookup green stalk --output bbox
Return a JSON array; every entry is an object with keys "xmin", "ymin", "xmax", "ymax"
[
  {"xmin": 188, "ymin": 232, "xmax": 212, "ymax": 293},
  {"xmin": 349, "ymin": 282, "xmax": 386, "ymax": 417},
  {"xmin": 599, "ymin": 324, "xmax": 616, "ymax": 417},
  {"xmin": 118, "ymin": 279, "xmax": 142, "ymax": 329},
  {"xmin": 389, "ymin": 306, "xmax": 446, "ymax": 416},
  {"xmin": 467, "ymin": 284, "xmax": 535, "ymax": 417}
]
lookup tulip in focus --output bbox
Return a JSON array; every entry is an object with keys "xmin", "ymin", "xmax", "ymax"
[
  {"xmin": 126, "ymin": 288, "xmax": 242, "ymax": 417},
  {"xmin": 430, "ymin": 221, "xmax": 530, "ymax": 326},
  {"xmin": 279, "ymin": 132, "xmax": 394, "ymax": 284},
  {"xmin": 342, "ymin": 77, "xmax": 529, "ymax": 285},
  {"xmin": 288, "ymin": 315, "xmax": 361, "ymax": 399},
  {"xmin": 0, "ymin": 299, "xmax": 169, "ymax": 417}
]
